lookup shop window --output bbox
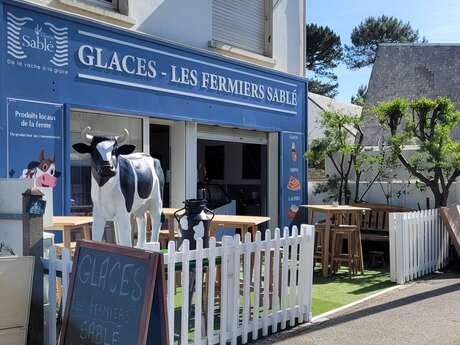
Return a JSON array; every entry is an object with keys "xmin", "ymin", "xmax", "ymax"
[
  {"xmin": 70, "ymin": 111, "xmax": 142, "ymax": 214},
  {"xmin": 205, "ymin": 145, "xmax": 225, "ymax": 180},
  {"xmin": 211, "ymin": 0, "xmax": 272, "ymax": 57},
  {"xmin": 242, "ymin": 144, "xmax": 261, "ymax": 179}
]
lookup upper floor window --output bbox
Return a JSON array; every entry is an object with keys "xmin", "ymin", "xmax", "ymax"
[
  {"xmin": 86, "ymin": 0, "xmax": 114, "ymax": 9},
  {"xmin": 212, "ymin": 0, "xmax": 272, "ymax": 57},
  {"xmin": 83, "ymin": 0, "xmax": 129, "ymax": 16}
]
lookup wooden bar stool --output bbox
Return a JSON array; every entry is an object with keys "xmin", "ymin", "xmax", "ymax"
[
  {"xmin": 330, "ymin": 225, "xmax": 362, "ymax": 277},
  {"xmin": 313, "ymin": 224, "xmax": 326, "ymax": 268}
]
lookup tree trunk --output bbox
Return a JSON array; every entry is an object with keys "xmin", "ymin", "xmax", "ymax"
[
  {"xmin": 354, "ymin": 171, "xmax": 362, "ymax": 204},
  {"xmin": 338, "ymin": 177, "xmax": 344, "ymax": 204},
  {"xmin": 432, "ymin": 188, "xmax": 449, "ymax": 208}
]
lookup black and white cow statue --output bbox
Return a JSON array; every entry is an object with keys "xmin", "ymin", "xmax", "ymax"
[{"xmin": 73, "ymin": 127, "xmax": 164, "ymax": 248}]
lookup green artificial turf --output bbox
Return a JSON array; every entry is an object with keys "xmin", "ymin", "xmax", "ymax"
[
  {"xmin": 170, "ymin": 268, "xmax": 394, "ymax": 342},
  {"xmin": 311, "ymin": 268, "xmax": 394, "ymax": 316}
]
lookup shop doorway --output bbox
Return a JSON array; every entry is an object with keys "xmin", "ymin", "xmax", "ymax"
[
  {"xmin": 149, "ymin": 123, "xmax": 170, "ymax": 207},
  {"xmin": 197, "ymin": 127, "xmax": 268, "ymax": 217}
]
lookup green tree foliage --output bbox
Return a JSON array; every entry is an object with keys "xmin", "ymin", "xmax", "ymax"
[
  {"xmin": 373, "ymin": 97, "xmax": 460, "ymax": 207},
  {"xmin": 308, "ymin": 79, "xmax": 339, "ymax": 98},
  {"xmin": 307, "ymin": 111, "xmax": 365, "ymax": 204},
  {"xmin": 306, "ymin": 24, "xmax": 343, "ymax": 97},
  {"xmin": 351, "ymin": 84, "xmax": 368, "ymax": 106},
  {"xmin": 345, "ymin": 15, "xmax": 423, "ymax": 69}
]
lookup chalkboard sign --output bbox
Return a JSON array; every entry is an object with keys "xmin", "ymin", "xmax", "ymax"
[{"xmin": 59, "ymin": 240, "xmax": 168, "ymax": 345}]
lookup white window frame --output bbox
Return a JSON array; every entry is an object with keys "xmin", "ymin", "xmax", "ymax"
[
  {"xmin": 210, "ymin": 0, "xmax": 274, "ymax": 62},
  {"xmin": 85, "ymin": 0, "xmax": 113, "ymax": 10},
  {"xmin": 58, "ymin": 0, "xmax": 134, "ymax": 26}
]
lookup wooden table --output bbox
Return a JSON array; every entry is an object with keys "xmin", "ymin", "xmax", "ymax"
[
  {"xmin": 208, "ymin": 214, "xmax": 271, "ymax": 240},
  {"xmin": 301, "ymin": 205, "xmax": 370, "ymax": 277},
  {"xmin": 162, "ymin": 208, "xmax": 270, "ymax": 242},
  {"xmin": 45, "ymin": 216, "xmax": 93, "ymax": 249}
]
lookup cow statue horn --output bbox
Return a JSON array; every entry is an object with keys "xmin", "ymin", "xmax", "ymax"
[
  {"xmin": 81, "ymin": 126, "xmax": 94, "ymax": 143},
  {"xmin": 116, "ymin": 128, "xmax": 129, "ymax": 144}
]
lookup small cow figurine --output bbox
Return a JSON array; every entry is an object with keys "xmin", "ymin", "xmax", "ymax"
[
  {"xmin": 73, "ymin": 127, "xmax": 164, "ymax": 248},
  {"xmin": 21, "ymin": 149, "xmax": 61, "ymax": 188}
]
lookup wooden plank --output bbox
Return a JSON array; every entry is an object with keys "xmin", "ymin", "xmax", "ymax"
[
  {"xmin": 440, "ymin": 206, "xmax": 460, "ymax": 256},
  {"xmin": 61, "ymin": 249, "xmax": 71, "ymax": 314},
  {"xmin": 167, "ymin": 241, "xmax": 175, "ymax": 345},
  {"xmin": 289, "ymin": 226, "xmax": 298, "ymax": 327},
  {"xmin": 220, "ymin": 237, "xmax": 230, "ymax": 345},
  {"xmin": 48, "ymin": 248, "xmax": 56, "ymax": 345},
  {"xmin": 180, "ymin": 240, "xmax": 190, "ymax": 345},
  {"xmin": 231, "ymin": 235, "xmax": 241, "ymax": 345},
  {"xmin": 271, "ymin": 229, "xmax": 281, "ymax": 332},
  {"xmin": 262, "ymin": 230, "xmax": 271, "ymax": 336},
  {"xmin": 207, "ymin": 238, "xmax": 217, "ymax": 345},
  {"xmin": 252, "ymin": 232, "xmax": 262, "ymax": 341},
  {"xmin": 304, "ymin": 225, "xmax": 315, "ymax": 322},
  {"xmin": 242, "ymin": 233, "xmax": 252, "ymax": 344},
  {"xmin": 280, "ymin": 227, "xmax": 289, "ymax": 330},
  {"xmin": 194, "ymin": 239, "xmax": 203, "ymax": 345}
]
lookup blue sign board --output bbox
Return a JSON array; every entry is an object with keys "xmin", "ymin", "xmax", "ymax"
[
  {"xmin": 6, "ymin": 98, "xmax": 64, "ymax": 213},
  {"xmin": 2, "ymin": 2, "xmax": 305, "ymax": 131},
  {"xmin": 280, "ymin": 132, "xmax": 305, "ymax": 227},
  {"xmin": 0, "ymin": 0, "xmax": 308, "ymax": 219}
]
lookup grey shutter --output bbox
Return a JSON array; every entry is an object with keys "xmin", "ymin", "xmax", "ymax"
[
  {"xmin": 112, "ymin": 0, "xmax": 129, "ymax": 15},
  {"xmin": 212, "ymin": 0, "xmax": 266, "ymax": 55}
]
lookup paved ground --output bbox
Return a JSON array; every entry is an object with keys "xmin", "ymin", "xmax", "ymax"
[{"xmin": 252, "ymin": 271, "xmax": 460, "ymax": 345}]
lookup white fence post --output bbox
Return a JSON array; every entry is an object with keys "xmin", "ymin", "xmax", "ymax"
[
  {"xmin": 390, "ymin": 209, "xmax": 450, "ymax": 285},
  {"xmin": 42, "ymin": 225, "xmax": 316, "ymax": 345}
]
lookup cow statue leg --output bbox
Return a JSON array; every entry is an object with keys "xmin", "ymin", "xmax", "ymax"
[
  {"xmin": 135, "ymin": 213, "xmax": 147, "ymax": 249},
  {"xmin": 115, "ymin": 213, "xmax": 133, "ymax": 247},
  {"xmin": 149, "ymin": 180, "xmax": 163, "ymax": 242},
  {"xmin": 91, "ymin": 211, "xmax": 106, "ymax": 242}
]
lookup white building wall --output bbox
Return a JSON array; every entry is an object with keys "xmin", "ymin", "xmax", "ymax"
[
  {"xmin": 132, "ymin": 0, "xmax": 212, "ymax": 50},
  {"xmin": 271, "ymin": 0, "xmax": 303, "ymax": 76},
  {"xmin": 24, "ymin": 0, "xmax": 305, "ymax": 76}
]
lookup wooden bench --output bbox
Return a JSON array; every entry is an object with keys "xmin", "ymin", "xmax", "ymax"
[{"xmin": 351, "ymin": 203, "xmax": 414, "ymax": 242}]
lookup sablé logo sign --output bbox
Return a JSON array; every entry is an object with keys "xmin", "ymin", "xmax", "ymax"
[{"xmin": 6, "ymin": 11, "xmax": 69, "ymax": 69}]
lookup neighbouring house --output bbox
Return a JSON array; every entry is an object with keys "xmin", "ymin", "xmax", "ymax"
[
  {"xmin": 364, "ymin": 43, "xmax": 460, "ymax": 146},
  {"xmin": 307, "ymin": 92, "xmax": 362, "ymax": 180},
  {"xmin": 362, "ymin": 43, "xmax": 460, "ymax": 207}
]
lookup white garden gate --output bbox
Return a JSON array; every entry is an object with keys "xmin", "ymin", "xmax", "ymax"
[
  {"xmin": 43, "ymin": 224, "xmax": 315, "ymax": 345},
  {"xmin": 389, "ymin": 209, "xmax": 450, "ymax": 284}
]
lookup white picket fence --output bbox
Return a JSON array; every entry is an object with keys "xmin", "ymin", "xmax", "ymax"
[
  {"xmin": 389, "ymin": 209, "xmax": 450, "ymax": 284},
  {"xmin": 42, "ymin": 224, "xmax": 315, "ymax": 345}
]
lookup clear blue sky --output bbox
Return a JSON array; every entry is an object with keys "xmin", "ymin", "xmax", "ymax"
[{"xmin": 307, "ymin": 0, "xmax": 460, "ymax": 102}]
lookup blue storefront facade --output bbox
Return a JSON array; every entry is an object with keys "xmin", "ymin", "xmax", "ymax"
[{"xmin": 1, "ymin": 0, "xmax": 307, "ymax": 227}]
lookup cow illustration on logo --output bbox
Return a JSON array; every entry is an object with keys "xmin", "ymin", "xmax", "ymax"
[
  {"xmin": 20, "ymin": 149, "xmax": 61, "ymax": 188},
  {"xmin": 6, "ymin": 11, "xmax": 69, "ymax": 67}
]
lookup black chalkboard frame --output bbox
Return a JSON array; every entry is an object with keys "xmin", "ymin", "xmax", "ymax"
[{"xmin": 59, "ymin": 240, "xmax": 158, "ymax": 345}]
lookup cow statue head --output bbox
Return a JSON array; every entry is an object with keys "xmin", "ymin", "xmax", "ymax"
[{"xmin": 72, "ymin": 127, "xmax": 135, "ymax": 186}]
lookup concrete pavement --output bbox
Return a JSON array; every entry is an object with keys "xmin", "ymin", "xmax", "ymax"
[{"xmin": 252, "ymin": 272, "xmax": 460, "ymax": 345}]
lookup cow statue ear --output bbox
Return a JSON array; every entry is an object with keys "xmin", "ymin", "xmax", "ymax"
[
  {"xmin": 117, "ymin": 145, "xmax": 136, "ymax": 155},
  {"xmin": 72, "ymin": 143, "xmax": 92, "ymax": 154}
]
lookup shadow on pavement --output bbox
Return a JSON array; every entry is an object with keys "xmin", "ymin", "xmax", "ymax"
[{"xmin": 263, "ymin": 273, "xmax": 460, "ymax": 342}]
